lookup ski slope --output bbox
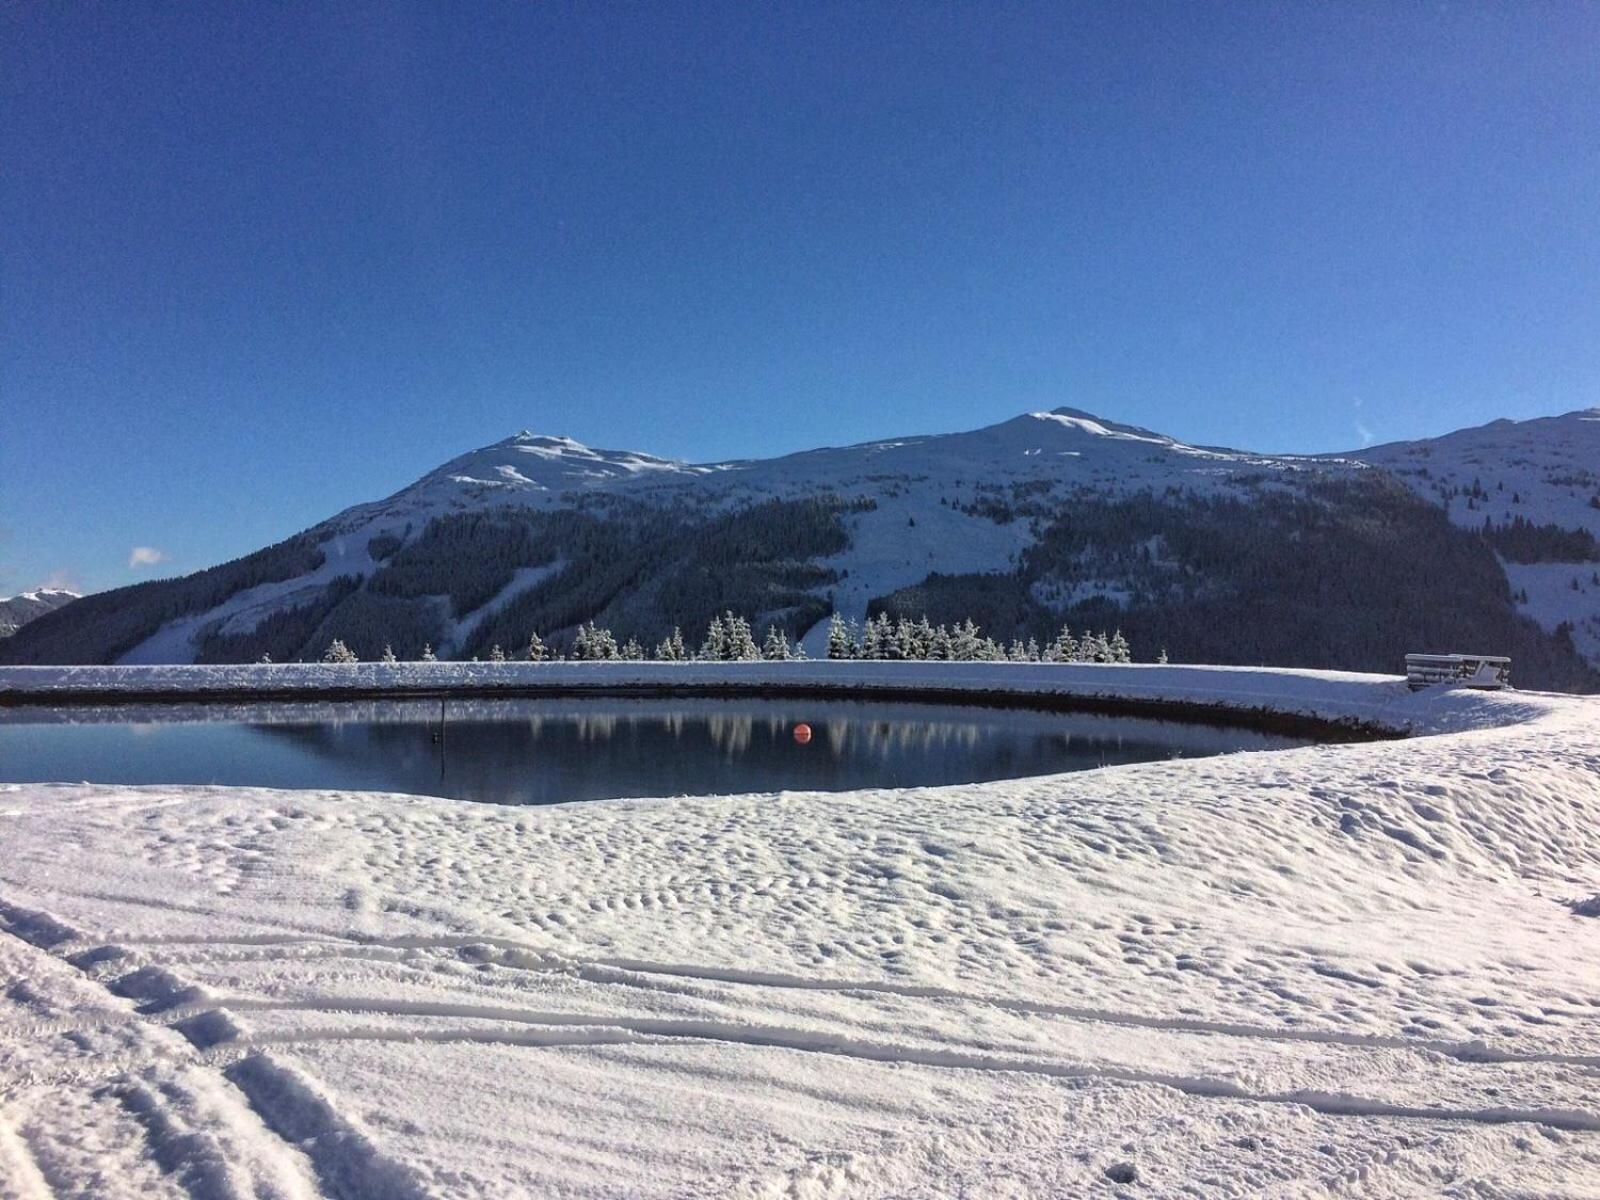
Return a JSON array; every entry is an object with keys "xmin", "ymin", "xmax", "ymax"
[{"xmin": 2, "ymin": 666, "xmax": 1598, "ymax": 1197}]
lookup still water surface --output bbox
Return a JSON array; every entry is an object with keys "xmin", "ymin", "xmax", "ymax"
[{"xmin": 0, "ymin": 697, "xmax": 1313, "ymax": 805}]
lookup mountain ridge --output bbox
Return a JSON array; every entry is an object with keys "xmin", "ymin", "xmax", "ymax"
[{"xmin": 5, "ymin": 406, "xmax": 1597, "ymax": 689}]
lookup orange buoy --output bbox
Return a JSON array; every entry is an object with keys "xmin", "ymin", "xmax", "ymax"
[{"xmin": 792, "ymin": 723, "xmax": 813, "ymax": 745}]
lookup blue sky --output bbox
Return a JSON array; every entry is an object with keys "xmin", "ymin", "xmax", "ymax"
[{"xmin": 4, "ymin": 2, "xmax": 1597, "ymax": 595}]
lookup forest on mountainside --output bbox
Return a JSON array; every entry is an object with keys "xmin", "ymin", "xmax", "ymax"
[
  {"xmin": 871, "ymin": 477, "xmax": 1599, "ymax": 691},
  {"xmin": 5, "ymin": 473, "xmax": 1595, "ymax": 691}
]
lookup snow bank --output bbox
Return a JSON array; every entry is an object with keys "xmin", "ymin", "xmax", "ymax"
[
  {"xmin": 2, "ymin": 671, "xmax": 1598, "ymax": 1195},
  {"xmin": 0, "ymin": 659, "xmax": 1557, "ymax": 736}
]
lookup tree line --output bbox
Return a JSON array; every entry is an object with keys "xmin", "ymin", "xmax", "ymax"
[{"xmin": 302, "ymin": 611, "xmax": 1140, "ymax": 665}]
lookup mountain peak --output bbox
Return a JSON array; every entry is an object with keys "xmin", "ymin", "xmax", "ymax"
[{"xmin": 500, "ymin": 430, "xmax": 586, "ymax": 449}]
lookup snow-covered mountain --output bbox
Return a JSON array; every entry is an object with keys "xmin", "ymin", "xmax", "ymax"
[
  {"xmin": 1348, "ymin": 409, "xmax": 1600, "ymax": 668},
  {"xmin": 0, "ymin": 589, "xmax": 77, "ymax": 637},
  {"xmin": 5, "ymin": 407, "xmax": 1596, "ymax": 690}
]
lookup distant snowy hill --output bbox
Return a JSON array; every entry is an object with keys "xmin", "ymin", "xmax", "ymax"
[
  {"xmin": 0, "ymin": 589, "xmax": 77, "ymax": 638},
  {"xmin": 1349, "ymin": 409, "xmax": 1600, "ymax": 668},
  {"xmin": 5, "ymin": 408, "xmax": 1596, "ymax": 690}
]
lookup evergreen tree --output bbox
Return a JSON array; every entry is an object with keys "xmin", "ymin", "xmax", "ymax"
[
  {"xmin": 891, "ymin": 617, "xmax": 916, "ymax": 660},
  {"xmin": 762, "ymin": 625, "xmax": 792, "ymax": 660},
  {"xmin": 700, "ymin": 614, "xmax": 727, "ymax": 661},
  {"xmin": 257, "ymin": 653, "xmax": 272, "ymax": 664},
  {"xmin": 1052, "ymin": 626, "xmax": 1078, "ymax": 663},
  {"xmin": 420, "ymin": 643, "xmax": 437, "ymax": 662},
  {"xmin": 1109, "ymin": 629, "xmax": 1131, "ymax": 663},
  {"xmin": 929, "ymin": 624, "xmax": 953, "ymax": 661},
  {"xmin": 1157, "ymin": 647, "xmax": 1169, "ymax": 664},
  {"xmin": 1025, "ymin": 637, "xmax": 1041, "ymax": 662},
  {"xmin": 380, "ymin": 644, "xmax": 398, "ymax": 664},
  {"xmin": 655, "ymin": 626, "xmax": 687, "ymax": 661},
  {"xmin": 322, "ymin": 639, "xmax": 358, "ymax": 664},
  {"xmin": 574, "ymin": 621, "xmax": 619, "ymax": 660},
  {"xmin": 724, "ymin": 612, "xmax": 760, "ymax": 660},
  {"xmin": 526, "ymin": 632, "xmax": 548, "ymax": 662},
  {"xmin": 951, "ymin": 619, "xmax": 982, "ymax": 661},
  {"xmin": 1007, "ymin": 638, "xmax": 1029, "ymax": 662},
  {"xmin": 845, "ymin": 618, "xmax": 863, "ymax": 659},
  {"xmin": 489, "ymin": 644, "xmax": 506, "ymax": 662},
  {"xmin": 621, "ymin": 636, "xmax": 644, "ymax": 661},
  {"xmin": 826, "ymin": 613, "xmax": 852, "ymax": 660},
  {"xmin": 859, "ymin": 615, "xmax": 881, "ymax": 660}
]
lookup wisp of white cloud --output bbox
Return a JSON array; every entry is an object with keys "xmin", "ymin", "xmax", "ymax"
[{"xmin": 129, "ymin": 546, "xmax": 169, "ymax": 569}]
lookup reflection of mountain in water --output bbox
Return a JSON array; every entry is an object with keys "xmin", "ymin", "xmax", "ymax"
[{"xmin": 229, "ymin": 698, "xmax": 1308, "ymax": 806}]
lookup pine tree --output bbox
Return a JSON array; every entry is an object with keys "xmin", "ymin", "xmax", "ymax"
[
  {"xmin": 700, "ymin": 614, "xmax": 727, "ymax": 661},
  {"xmin": 891, "ymin": 617, "xmax": 916, "ymax": 661},
  {"xmin": 526, "ymin": 632, "xmax": 548, "ymax": 662},
  {"xmin": 380, "ymin": 644, "xmax": 398, "ymax": 664},
  {"xmin": 929, "ymin": 624, "xmax": 953, "ymax": 661},
  {"xmin": 655, "ymin": 626, "xmax": 687, "ymax": 661},
  {"xmin": 257, "ymin": 653, "xmax": 272, "ymax": 664},
  {"xmin": 859, "ymin": 615, "xmax": 881, "ymax": 660},
  {"xmin": 826, "ymin": 613, "xmax": 852, "ymax": 660},
  {"xmin": 420, "ymin": 643, "xmax": 437, "ymax": 662},
  {"xmin": 322, "ymin": 639, "xmax": 358, "ymax": 664},
  {"xmin": 574, "ymin": 621, "xmax": 618, "ymax": 660},
  {"xmin": 1025, "ymin": 637, "xmax": 1041, "ymax": 662},
  {"xmin": 1157, "ymin": 647, "xmax": 1169, "ymax": 664},
  {"xmin": 1007, "ymin": 638, "xmax": 1028, "ymax": 662},
  {"xmin": 1052, "ymin": 625, "xmax": 1078, "ymax": 663},
  {"xmin": 950, "ymin": 619, "xmax": 981, "ymax": 661},
  {"xmin": 762, "ymin": 625, "xmax": 791, "ymax": 660},
  {"xmin": 1109, "ymin": 629, "xmax": 1131, "ymax": 663},
  {"xmin": 489, "ymin": 644, "xmax": 506, "ymax": 662},
  {"xmin": 724, "ymin": 612, "xmax": 760, "ymax": 660},
  {"xmin": 621, "ymin": 636, "xmax": 644, "ymax": 661}
]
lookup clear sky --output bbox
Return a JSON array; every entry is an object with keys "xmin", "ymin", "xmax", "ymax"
[{"xmin": 4, "ymin": 2, "xmax": 1597, "ymax": 595}]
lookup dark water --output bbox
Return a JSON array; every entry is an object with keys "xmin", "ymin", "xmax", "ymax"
[{"xmin": 0, "ymin": 697, "xmax": 1313, "ymax": 805}]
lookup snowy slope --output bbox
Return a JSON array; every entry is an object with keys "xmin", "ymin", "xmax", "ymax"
[
  {"xmin": 1352, "ymin": 408, "xmax": 1600, "ymax": 538},
  {"xmin": 327, "ymin": 431, "xmax": 706, "ymax": 532},
  {"xmin": 0, "ymin": 588, "xmax": 77, "ymax": 636},
  {"xmin": 2, "ymin": 670, "xmax": 1598, "ymax": 1196},
  {"xmin": 11, "ymin": 405, "xmax": 1599, "ymax": 672},
  {"xmin": 1351, "ymin": 409, "xmax": 1600, "ymax": 664},
  {"xmin": 99, "ymin": 408, "xmax": 1351, "ymax": 664}
]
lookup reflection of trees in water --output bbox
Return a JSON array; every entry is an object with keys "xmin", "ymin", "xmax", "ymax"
[
  {"xmin": 511, "ymin": 709, "xmax": 1007, "ymax": 763},
  {"xmin": 47, "ymin": 697, "xmax": 1310, "ymax": 806}
]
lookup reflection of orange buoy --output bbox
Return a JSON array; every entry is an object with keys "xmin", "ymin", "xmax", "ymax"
[{"xmin": 793, "ymin": 723, "xmax": 813, "ymax": 745}]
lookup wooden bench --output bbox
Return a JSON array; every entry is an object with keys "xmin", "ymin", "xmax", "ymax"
[{"xmin": 1405, "ymin": 653, "xmax": 1511, "ymax": 691}]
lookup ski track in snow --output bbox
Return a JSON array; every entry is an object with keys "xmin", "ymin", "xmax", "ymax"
[{"xmin": 2, "ymin": 667, "xmax": 1600, "ymax": 1196}]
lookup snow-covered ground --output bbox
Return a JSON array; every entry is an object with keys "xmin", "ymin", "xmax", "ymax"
[{"xmin": 3, "ymin": 666, "xmax": 1599, "ymax": 1197}]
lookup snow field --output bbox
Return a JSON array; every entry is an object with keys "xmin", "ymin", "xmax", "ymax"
[{"xmin": 1, "ymin": 667, "xmax": 1598, "ymax": 1196}]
